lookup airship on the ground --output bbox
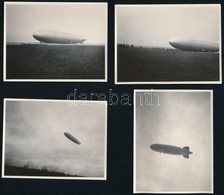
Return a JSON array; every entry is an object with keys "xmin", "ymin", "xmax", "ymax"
[
  {"xmin": 33, "ymin": 30, "xmax": 86, "ymax": 44},
  {"xmin": 150, "ymin": 144, "xmax": 193, "ymax": 158},
  {"xmin": 169, "ymin": 37, "xmax": 219, "ymax": 52},
  {"xmin": 64, "ymin": 132, "xmax": 81, "ymax": 145}
]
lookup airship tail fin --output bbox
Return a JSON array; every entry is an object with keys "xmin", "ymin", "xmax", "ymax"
[
  {"xmin": 183, "ymin": 154, "xmax": 189, "ymax": 158},
  {"xmin": 183, "ymin": 146, "xmax": 190, "ymax": 151}
]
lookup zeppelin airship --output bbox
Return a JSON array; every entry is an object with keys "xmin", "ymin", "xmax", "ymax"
[
  {"xmin": 33, "ymin": 30, "xmax": 86, "ymax": 44},
  {"xmin": 169, "ymin": 37, "xmax": 219, "ymax": 52},
  {"xmin": 150, "ymin": 144, "xmax": 193, "ymax": 158},
  {"xmin": 64, "ymin": 132, "xmax": 81, "ymax": 145}
]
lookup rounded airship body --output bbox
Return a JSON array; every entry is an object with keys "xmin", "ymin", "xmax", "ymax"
[
  {"xmin": 150, "ymin": 144, "xmax": 193, "ymax": 158},
  {"xmin": 64, "ymin": 132, "xmax": 81, "ymax": 145},
  {"xmin": 33, "ymin": 30, "xmax": 86, "ymax": 44},
  {"xmin": 169, "ymin": 37, "xmax": 219, "ymax": 52}
]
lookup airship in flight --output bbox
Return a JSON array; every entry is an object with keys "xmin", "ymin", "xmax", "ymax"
[
  {"xmin": 64, "ymin": 132, "xmax": 81, "ymax": 145},
  {"xmin": 150, "ymin": 144, "xmax": 193, "ymax": 158},
  {"xmin": 33, "ymin": 30, "xmax": 86, "ymax": 44},
  {"xmin": 169, "ymin": 37, "xmax": 219, "ymax": 52}
]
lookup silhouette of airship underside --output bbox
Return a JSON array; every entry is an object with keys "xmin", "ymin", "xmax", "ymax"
[
  {"xmin": 33, "ymin": 30, "xmax": 86, "ymax": 44},
  {"xmin": 169, "ymin": 37, "xmax": 219, "ymax": 52},
  {"xmin": 150, "ymin": 144, "xmax": 193, "ymax": 158},
  {"xmin": 64, "ymin": 132, "xmax": 81, "ymax": 145}
]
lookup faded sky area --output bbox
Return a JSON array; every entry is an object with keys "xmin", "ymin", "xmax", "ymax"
[
  {"xmin": 5, "ymin": 3, "xmax": 107, "ymax": 44},
  {"xmin": 117, "ymin": 5, "xmax": 220, "ymax": 47},
  {"xmin": 135, "ymin": 91, "xmax": 213, "ymax": 193},
  {"xmin": 4, "ymin": 100, "xmax": 107, "ymax": 178}
]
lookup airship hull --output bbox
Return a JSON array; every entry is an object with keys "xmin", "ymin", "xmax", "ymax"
[
  {"xmin": 169, "ymin": 37, "xmax": 219, "ymax": 52},
  {"xmin": 150, "ymin": 144, "xmax": 193, "ymax": 158},
  {"xmin": 64, "ymin": 132, "xmax": 81, "ymax": 145},
  {"xmin": 33, "ymin": 30, "xmax": 86, "ymax": 44}
]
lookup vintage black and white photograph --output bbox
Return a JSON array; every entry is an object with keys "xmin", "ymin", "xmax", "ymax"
[
  {"xmin": 134, "ymin": 90, "xmax": 213, "ymax": 193},
  {"xmin": 115, "ymin": 4, "xmax": 221, "ymax": 84},
  {"xmin": 4, "ymin": 2, "xmax": 107, "ymax": 81},
  {"xmin": 2, "ymin": 99, "xmax": 107, "ymax": 179}
]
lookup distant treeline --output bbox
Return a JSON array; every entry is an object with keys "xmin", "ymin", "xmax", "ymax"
[
  {"xmin": 117, "ymin": 43, "xmax": 173, "ymax": 50},
  {"xmin": 4, "ymin": 165, "xmax": 83, "ymax": 177},
  {"xmin": 118, "ymin": 43, "xmax": 142, "ymax": 48}
]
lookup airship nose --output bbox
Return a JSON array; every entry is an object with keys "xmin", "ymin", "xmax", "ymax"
[
  {"xmin": 33, "ymin": 31, "xmax": 41, "ymax": 39},
  {"xmin": 33, "ymin": 32, "xmax": 38, "ymax": 38},
  {"xmin": 150, "ymin": 144, "xmax": 155, "ymax": 150},
  {"xmin": 169, "ymin": 38, "xmax": 176, "ymax": 44}
]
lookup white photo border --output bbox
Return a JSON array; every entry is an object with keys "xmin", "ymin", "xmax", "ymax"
[
  {"xmin": 133, "ymin": 89, "xmax": 213, "ymax": 193},
  {"xmin": 115, "ymin": 4, "xmax": 222, "ymax": 84},
  {"xmin": 3, "ymin": 2, "xmax": 108, "ymax": 82},
  {"xmin": 2, "ymin": 98, "xmax": 108, "ymax": 180}
]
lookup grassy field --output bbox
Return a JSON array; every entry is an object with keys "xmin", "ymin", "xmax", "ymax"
[
  {"xmin": 117, "ymin": 47, "xmax": 220, "ymax": 82},
  {"xmin": 4, "ymin": 165, "xmax": 83, "ymax": 177},
  {"xmin": 6, "ymin": 44, "xmax": 105, "ymax": 80}
]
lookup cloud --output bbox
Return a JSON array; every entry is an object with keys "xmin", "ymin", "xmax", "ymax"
[
  {"xmin": 6, "ymin": 3, "xmax": 107, "ymax": 44},
  {"xmin": 117, "ymin": 5, "xmax": 220, "ymax": 47}
]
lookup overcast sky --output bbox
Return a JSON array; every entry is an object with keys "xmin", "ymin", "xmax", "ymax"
[
  {"xmin": 135, "ymin": 91, "xmax": 212, "ymax": 192},
  {"xmin": 5, "ymin": 3, "xmax": 107, "ymax": 44},
  {"xmin": 4, "ymin": 100, "xmax": 106, "ymax": 178},
  {"xmin": 117, "ymin": 5, "xmax": 220, "ymax": 47}
]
